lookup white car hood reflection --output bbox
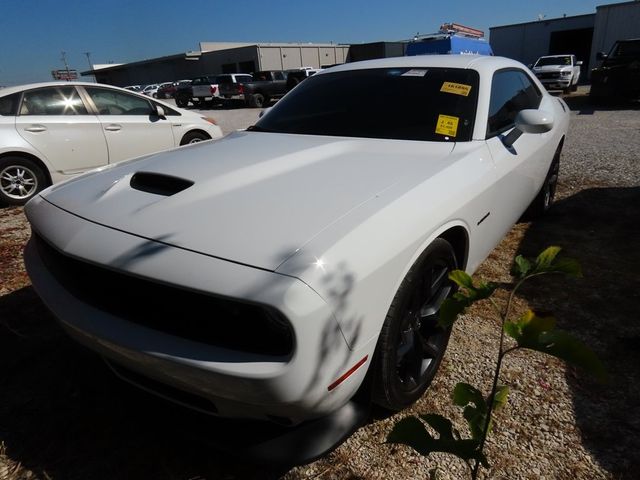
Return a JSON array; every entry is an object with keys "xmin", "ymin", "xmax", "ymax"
[{"xmin": 42, "ymin": 131, "xmax": 456, "ymax": 271}]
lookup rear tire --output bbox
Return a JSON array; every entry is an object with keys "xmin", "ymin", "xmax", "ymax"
[
  {"xmin": 371, "ymin": 239, "xmax": 457, "ymax": 411},
  {"xmin": 0, "ymin": 156, "xmax": 48, "ymax": 206},
  {"xmin": 525, "ymin": 142, "xmax": 562, "ymax": 218},
  {"xmin": 249, "ymin": 93, "xmax": 265, "ymax": 108}
]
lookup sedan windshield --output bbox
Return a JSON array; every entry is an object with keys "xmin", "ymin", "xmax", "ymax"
[{"xmin": 253, "ymin": 67, "xmax": 479, "ymax": 142}]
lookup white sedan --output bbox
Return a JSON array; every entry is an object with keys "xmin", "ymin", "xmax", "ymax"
[
  {"xmin": 24, "ymin": 56, "xmax": 568, "ymax": 428},
  {"xmin": 0, "ymin": 82, "xmax": 223, "ymax": 205}
]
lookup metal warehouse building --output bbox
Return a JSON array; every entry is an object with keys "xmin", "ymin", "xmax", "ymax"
[
  {"xmin": 490, "ymin": 1, "xmax": 640, "ymax": 77},
  {"xmin": 83, "ymin": 42, "xmax": 349, "ymax": 87}
]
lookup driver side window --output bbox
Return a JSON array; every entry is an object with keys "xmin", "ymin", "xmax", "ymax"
[{"xmin": 487, "ymin": 70, "xmax": 542, "ymax": 138}]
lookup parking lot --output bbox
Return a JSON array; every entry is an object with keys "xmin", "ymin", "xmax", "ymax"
[{"xmin": 1, "ymin": 91, "xmax": 639, "ymax": 479}]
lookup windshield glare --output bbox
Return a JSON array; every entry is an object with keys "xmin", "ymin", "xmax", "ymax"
[{"xmin": 253, "ymin": 67, "xmax": 479, "ymax": 142}]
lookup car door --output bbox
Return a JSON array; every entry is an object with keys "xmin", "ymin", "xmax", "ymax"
[
  {"xmin": 484, "ymin": 69, "xmax": 555, "ymax": 233},
  {"xmin": 15, "ymin": 86, "xmax": 108, "ymax": 173},
  {"xmin": 82, "ymin": 86, "xmax": 175, "ymax": 164}
]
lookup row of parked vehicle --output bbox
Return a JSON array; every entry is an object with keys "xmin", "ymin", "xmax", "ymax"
[{"xmin": 127, "ymin": 67, "xmax": 324, "ymax": 110}]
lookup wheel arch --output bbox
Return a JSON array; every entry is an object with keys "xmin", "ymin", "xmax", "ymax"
[
  {"xmin": 0, "ymin": 151, "xmax": 52, "ymax": 186},
  {"xmin": 181, "ymin": 129, "xmax": 211, "ymax": 144}
]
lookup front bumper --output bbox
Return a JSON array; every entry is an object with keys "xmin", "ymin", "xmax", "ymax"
[{"xmin": 24, "ymin": 196, "xmax": 373, "ymax": 425}]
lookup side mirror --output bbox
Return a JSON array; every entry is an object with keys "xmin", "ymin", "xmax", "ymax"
[
  {"xmin": 576, "ymin": 60, "xmax": 583, "ymax": 66},
  {"xmin": 154, "ymin": 105, "xmax": 166, "ymax": 118},
  {"xmin": 528, "ymin": 63, "xmax": 533, "ymax": 69},
  {"xmin": 502, "ymin": 109, "xmax": 554, "ymax": 148},
  {"xmin": 596, "ymin": 52, "xmax": 607, "ymax": 61},
  {"xmin": 258, "ymin": 107, "xmax": 272, "ymax": 118}
]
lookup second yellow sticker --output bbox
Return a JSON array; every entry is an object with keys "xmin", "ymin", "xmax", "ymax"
[
  {"xmin": 435, "ymin": 114, "xmax": 459, "ymax": 137},
  {"xmin": 440, "ymin": 82, "xmax": 472, "ymax": 97}
]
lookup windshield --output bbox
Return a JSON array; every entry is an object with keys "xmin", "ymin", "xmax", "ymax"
[
  {"xmin": 535, "ymin": 56, "xmax": 572, "ymax": 67},
  {"xmin": 610, "ymin": 40, "xmax": 640, "ymax": 58},
  {"xmin": 253, "ymin": 67, "xmax": 479, "ymax": 142}
]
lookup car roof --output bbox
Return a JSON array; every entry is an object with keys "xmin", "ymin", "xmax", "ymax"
[
  {"xmin": 319, "ymin": 55, "xmax": 525, "ymax": 76},
  {"xmin": 0, "ymin": 81, "xmax": 133, "ymax": 97}
]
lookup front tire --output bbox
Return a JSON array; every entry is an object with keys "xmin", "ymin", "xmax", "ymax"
[
  {"xmin": 372, "ymin": 239, "xmax": 458, "ymax": 411},
  {"xmin": 180, "ymin": 131, "xmax": 211, "ymax": 145},
  {"xmin": 0, "ymin": 156, "xmax": 48, "ymax": 206}
]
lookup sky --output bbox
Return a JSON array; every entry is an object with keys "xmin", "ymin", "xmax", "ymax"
[{"xmin": 0, "ymin": 0, "xmax": 611, "ymax": 86}]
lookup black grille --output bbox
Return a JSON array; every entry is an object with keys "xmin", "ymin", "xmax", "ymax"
[
  {"xmin": 33, "ymin": 234, "xmax": 294, "ymax": 357},
  {"xmin": 536, "ymin": 72, "xmax": 561, "ymax": 80}
]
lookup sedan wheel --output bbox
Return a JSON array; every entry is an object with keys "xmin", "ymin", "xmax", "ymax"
[
  {"xmin": 0, "ymin": 157, "xmax": 47, "ymax": 206},
  {"xmin": 372, "ymin": 238, "xmax": 457, "ymax": 410}
]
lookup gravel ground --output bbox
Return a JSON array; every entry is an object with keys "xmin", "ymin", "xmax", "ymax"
[{"xmin": 0, "ymin": 92, "xmax": 639, "ymax": 480}]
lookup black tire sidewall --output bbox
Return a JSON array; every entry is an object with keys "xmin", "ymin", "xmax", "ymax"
[
  {"xmin": 180, "ymin": 131, "xmax": 210, "ymax": 146},
  {"xmin": 372, "ymin": 238, "xmax": 457, "ymax": 411}
]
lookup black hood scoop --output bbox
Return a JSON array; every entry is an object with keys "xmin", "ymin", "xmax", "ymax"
[{"xmin": 130, "ymin": 172, "xmax": 194, "ymax": 196}]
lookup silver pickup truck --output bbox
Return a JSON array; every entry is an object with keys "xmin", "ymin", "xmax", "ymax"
[{"xmin": 531, "ymin": 54, "xmax": 582, "ymax": 93}]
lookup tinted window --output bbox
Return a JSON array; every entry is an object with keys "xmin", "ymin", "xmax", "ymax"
[
  {"xmin": 487, "ymin": 70, "xmax": 542, "ymax": 137},
  {"xmin": 20, "ymin": 87, "xmax": 87, "ymax": 115},
  {"xmin": 236, "ymin": 75, "xmax": 253, "ymax": 83},
  {"xmin": 0, "ymin": 93, "xmax": 21, "ymax": 116},
  {"xmin": 85, "ymin": 87, "xmax": 152, "ymax": 115},
  {"xmin": 254, "ymin": 67, "xmax": 479, "ymax": 142}
]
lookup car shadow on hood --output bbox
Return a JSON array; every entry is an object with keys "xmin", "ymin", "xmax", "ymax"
[{"xmin": 514, "ymin": 186, "xmax": 640, "ymax": 477}]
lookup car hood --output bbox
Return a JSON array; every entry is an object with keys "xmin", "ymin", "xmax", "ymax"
[{"xmin": 41, "ymin": 131, "xmax": 455, "ymax": 271}]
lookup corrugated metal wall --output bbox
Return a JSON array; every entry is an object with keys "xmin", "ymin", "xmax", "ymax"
[{"xmin": 590, "ymin": 2, "xmax": 640, "ymax": 70}]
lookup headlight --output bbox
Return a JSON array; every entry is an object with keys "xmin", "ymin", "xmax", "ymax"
[{"xmin": 561, "ymin": 71, "xmax": 572, "ymax": 76}]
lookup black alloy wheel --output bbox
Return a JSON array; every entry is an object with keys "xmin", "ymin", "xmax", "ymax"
[{"xmin": 372, "ymin": 238, "xmax": 457, "ymax": 411}]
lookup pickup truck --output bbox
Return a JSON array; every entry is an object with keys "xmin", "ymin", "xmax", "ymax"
[
  {"xmin": 531, "ymin": 54, "xmax": 582, "ymax": 93},
  {"xmin": 590, "ymin": 38, "xmax": 640, "ymax": 102},
  {"xmin": 219, "ymin": 70, "xmax": 289, "ymax": 108},
  {"xmin": 174, "ymin": 75, "xmax": 220, "ymax": 107}
]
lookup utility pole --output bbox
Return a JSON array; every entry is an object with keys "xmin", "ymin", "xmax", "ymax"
[
  {"xmin": 83, "ymin": 51, "xmax": 95, "ymax": 82},
  {"xmin": 60, "ymin": 51, "xmax": 71, "ymax": 81}
]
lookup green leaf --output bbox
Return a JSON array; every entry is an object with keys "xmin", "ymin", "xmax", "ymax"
[
  {"xmin": 536, "ymin": 330, "xmax": 607, "ymax": 381},
  {"xmin": 535, "ymin": 246, "xmax": 562, "ymax": 270},
  {"xmin": 449, "ymin": 270, "xmax": 474, "ymax": 289},
  {"xmin": 513, "ymin": 255, "xmax": 532, "ymax": 279},
  {"xmin": 547, "ymin": 257, "xmax": 583, "ymax": 278},
  {"xmin": 438, "ymin": 297, "xmax": 469, "ymax": 328},
  {"xmin": 504, "ymin": 311, "xmax": 607, "ymax": 382},
  {"xmin": 387, "ymin": 415, "xmax": 488, "ymax": 466},
  {"xmin": 504, "ymin": 310, "xmax": 556, "ymax": 345},
  {"xmin": 452, "ymin": 383, "xmax": 486, "ymax": 410},
  {"xmin": 452, "ymin": 383, "xmax": 488, "ymax": 440},
  {"xmin": 493, "ymin": 385, "xmax": 510, "ymax": 410}
]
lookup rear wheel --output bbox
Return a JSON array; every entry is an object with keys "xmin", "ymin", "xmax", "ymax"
[
  {"xmin": 175, "ymin": 95, "xmax": 189, "ymax": 108},
  {"xmin": 372, "ymin": 239, "xmax": 457, "ymax": 411},
  {"xmin": 525, "ymin": 142, "xmax": 562, "ymax": 218},
  {"xmin": 0, "ymin": 156, "xmax": 48, "ymax": 206},
  {"xmin": 249, "ymin": 93, "xmax": 265, "ymax": 108}
]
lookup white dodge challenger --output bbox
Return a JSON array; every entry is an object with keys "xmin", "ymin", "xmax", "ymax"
[{"xmin": 24, "ymin": 55, "xmax": 569, "ymax": 427}]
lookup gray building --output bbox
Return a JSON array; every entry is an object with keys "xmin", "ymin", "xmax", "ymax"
[
  {"xmin": 83, "ymin": 42, "xmax": 349, "ymax": 87},
  {"xmin": 489, "ymin": 1, "xmax": 640, "ymax": 78}
]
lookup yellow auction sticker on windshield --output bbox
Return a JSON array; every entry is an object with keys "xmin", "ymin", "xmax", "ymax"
[
  {"xmin": 436, "ymin": 114, "xmax": 459, "ymax": 137},
  {"xmin": 440, "ymin": 82, "xmax": 472, "ymax": 96}
]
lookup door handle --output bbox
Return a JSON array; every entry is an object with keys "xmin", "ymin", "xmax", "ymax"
[
  {"xmin": 104, "ymin": 124, "xmax": 122, "ymax": 131},
  {"xmin": 25, "ymin": 125, "xmax": 47, "ymax": 133}
]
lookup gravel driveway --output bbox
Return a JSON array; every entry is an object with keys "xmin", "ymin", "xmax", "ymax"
[{"xmin": 0, "ymin": 93, "xmax": 638, "ymax": 480}]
